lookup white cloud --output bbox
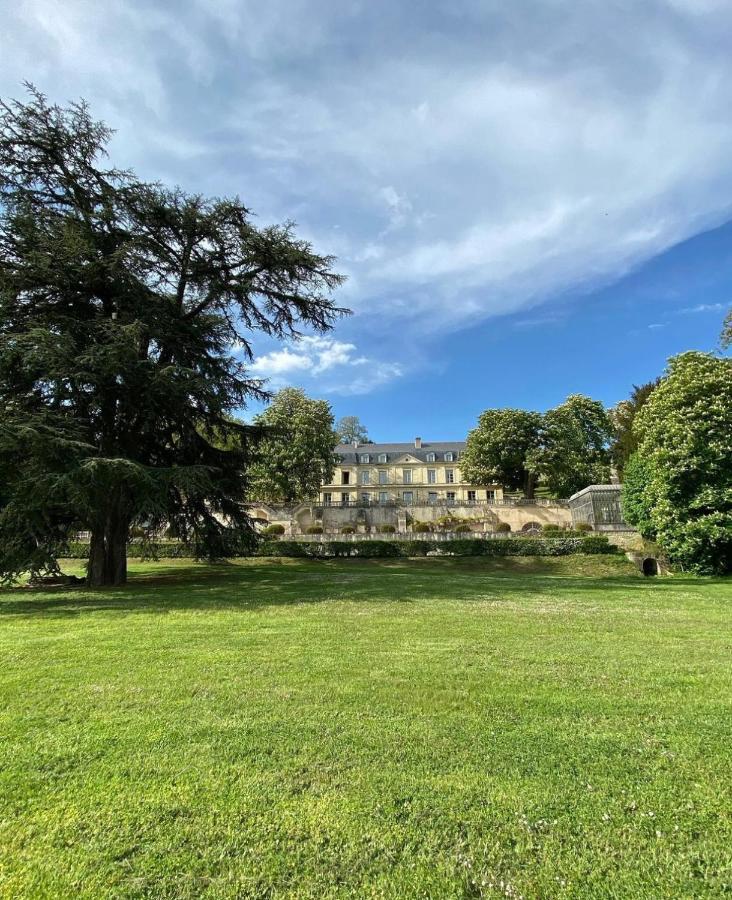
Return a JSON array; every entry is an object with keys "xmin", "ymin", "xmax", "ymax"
[
  {"xmin": 249, "ymin": 336, "xmax": 401, "ymax": 394},
  {"xmin": 4, "ymin": 0, "xmax": 732, "ymax": 345},
  {"xmin": 676, "ymin": 302, "xmax": 726, "ymax": 314}
]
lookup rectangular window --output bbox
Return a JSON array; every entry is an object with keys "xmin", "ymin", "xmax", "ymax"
[
  {"xmin": 402, "ymin": 469, "xmax": 412, "ymax": 484},
  {"xmin": 486, "ymin": 489, "xmax": 496, "ymax": 501},
  {"xmin": 378, "ymin": 470, "xmax": 388, "ymax": 484},
  {"xmin": 378, "ymin": 453, "xmax": 387, "ymax": 463},
  {"xmin": 359, "ymin": 453, "xmax": 370, "ymax": 464},
  {"xmin": 341, "ymin": 471, "xmax": 350, "ymax": 485},
  {"xmin": 427, "ymin": 469, "xmax": 436, "ymax": 484},
  {"xmin": 379, "ymin": 491, "xmax": 388, "ymax": 505},
  {"xmin": 323, "ymin": 493, "xmax": 332, "ymax": 505},
  {"xmin": 426, "ymin": 452, "xmax": 435, "ymax": 462},
  {"xmin": 446, "ymin": 491, "xmax": 456, "ymax": 502},
  {"xmin": 402, "ymin": 491, "xmax": 413, "ymax": 504},
  {"xmin": 467, "ymin": 490, "xmax": 476, "ymax": 502},
  {"xmin": 341, "ymin": 492, "xmax": 349, "ymax": 505},
  {"xmin": 361, "ymin": 492, "xmax": 371, "ymax": 504},
  {"xmin": 360, "ymin": 470, "xmax": 370, "ymax": 485},
  {"xmin": 446, "ymin": 469, "xmax": 454, "ymax": 484},
  {"xmin": 444, "ymin": 452, "xmax": 454, "ymax": 462},
  {"xmin": 428, "ymin": 491, "xmax": 438, "ymax": 504}
]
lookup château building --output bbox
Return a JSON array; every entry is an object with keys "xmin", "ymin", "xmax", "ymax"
[{"xmin": 319, "ymin": 438, "xmax": 503, "ymax": 506}]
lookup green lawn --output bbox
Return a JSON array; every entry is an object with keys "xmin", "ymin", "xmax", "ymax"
[{"xmin": 1, "ymin": 556, "xmax": 730, "ymax": 899}]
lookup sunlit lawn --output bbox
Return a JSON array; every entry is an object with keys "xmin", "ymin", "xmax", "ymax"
[{"xmin": 1, "ymin": 556, "xmax": 730, "ymax": 898}]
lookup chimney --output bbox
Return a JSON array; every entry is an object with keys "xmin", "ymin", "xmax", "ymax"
[{"xmin": 414, "ymin": 437, "xmax": 422, "ymax": 449}]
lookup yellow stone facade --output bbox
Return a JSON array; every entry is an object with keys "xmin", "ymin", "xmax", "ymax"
[{"xmin": 319, "ymin": 439, "xmax": 503, "ymax": 506}]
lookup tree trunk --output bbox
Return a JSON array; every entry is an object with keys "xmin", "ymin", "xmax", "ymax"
[
  {"xmin": 523, "ymin": 470, "xmax": 537, "ymax": 500},
  {"xmin": 86, "ymin": 505, "xmax": 130, "ymax": 586}
]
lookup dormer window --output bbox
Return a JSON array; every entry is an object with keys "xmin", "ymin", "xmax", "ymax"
[
  {"xmin": 444, "ymin": 452, "xmax": 454, "ymax": 462},
  {"xmin": 426, "ymin": 452, "xmax": 436, "ymax": 462},
  {"xmin": 359, "ymin": 453, "xmax": 370, "ymax": 464},
  {"xmin": 378, "ymin": 453, "xmax": 387, "ymax": 463}
]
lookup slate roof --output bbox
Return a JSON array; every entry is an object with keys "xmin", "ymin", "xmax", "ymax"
[{"xmin": 335, "ymin": 441, "xmax": 466, "ymax": 464}]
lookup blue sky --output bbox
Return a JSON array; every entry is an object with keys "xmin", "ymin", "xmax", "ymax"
[{"xmin": 3, "ymin": 0, "xmax": 731, "ymax": 439}]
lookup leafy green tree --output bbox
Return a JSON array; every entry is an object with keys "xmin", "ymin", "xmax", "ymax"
[
  {"xmin": 336, "ymin": 415, "xmax": 369, "ymax": 445},
  {"xmin": 249, "ymin": 388, "xmax": 338, "ymax": 503},
  {"xmin": 611, "ymin": 380, "xmax": 660, "ymax": 477},
  {"xmin": 620, "ymin": 454, "xmax": 655, "ymax": 538},
  {"xmin": 623, "ymin": 352, "xmax": 732, "ymax": 574},
  {"xmin": 461, "ymin": 408, "xmax": 542, "ymax": 498},
  {"xmin": 527, "ymin": 395, "xmax": 612, "ymax": 498},
  {"xmin": 0, "ymin": 87, "xmax": 345, "ymax": 585}
]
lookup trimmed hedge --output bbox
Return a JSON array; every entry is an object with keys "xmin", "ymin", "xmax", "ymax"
[
  {"xmin": 63, "ymin": 534, "xmax": 617, "ymax": 561},
  {"xmin": 257, "ymin": 535, "xmax": 617, "ymax": 559},
  {"xmin": 262, "ymin": 524, "xmax": 285, "ymax": 537},
  {"xmin": 495, "ymin": 522, "xmax": 511, "ymax": 533},
  {"xmin": 63, "ymin": 537, "xmax": 256, "ymax": 560}
]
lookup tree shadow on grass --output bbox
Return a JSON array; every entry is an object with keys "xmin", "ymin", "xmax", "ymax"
[{"xmin": 0, "ymin": 556, "xmax": 722, "ymax": 620}]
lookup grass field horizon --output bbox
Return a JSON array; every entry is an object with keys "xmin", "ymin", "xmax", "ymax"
[{"xmin": 1, "ymin": 556, "xmax": 730, "ymax": 898}]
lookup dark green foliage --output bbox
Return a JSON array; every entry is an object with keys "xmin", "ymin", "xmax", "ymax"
[
  {"xmin": 257, "ymin": 535, "xmax": 616, "ymax": 558},
  {"xmin": 0, "ymin": 87, "xmax": 345, "ymax": 585},
  {"xmin": 625, "ymin": 352, "xmax": 732, "ymax": 574},
  {"xmin": 578, "ymin": 536, "xmax": 616, "ymax": 554},
  {"xmin": 462, "ymin": 408, "xmax": 542, "ymax": 498},
  {"xmin": 398, "ymin": 541, "xmax": 433, "ymax": 557},
  {"xmin": 64, "ymin": 535, "xmax": 257, "ymax": 559},
  {"xmin": 305, "ymin": 526, "xmax": 324, "ymax": 535},
  {"xmin": 527, "ymin": 395, "xmax": 613, "ymax": 497},
  {"xmin": 412, "ymin": 522, "xmax": 431, "ymax": 533},
  {"xmin": 377, "ymin": 525, "xmax": 396, "ymax": 534},
  {"xmin": 622, "ymin": 454, "xmax": 656, "ymax": 540},
  {"xmin": 454, "ymin": 524, "xmax": 472, "ymax": 533},
  {"xmin": 575, "ymin": 522, "xmax": 593, "ymax": 533},
  {"xmin": 495, "ymin": 522, "xmax": 511, "ymax": 532},
  {"xmin": 262, "ymin": 524, "xmax": 285, "ymax": 537},
  {"xmin": 542, "ymin": 523, "xmax": 562, "ymax": 533},
  {"xmin": 249, "ymin": 388, "xmax": 339, "ymax": 503},
  {"xmin": 340, "ymin": 526, "xmax": 355, "ymax": 534},
  {"xmin": 611, "ymin": 380, "xmax": 660, "ymax": 476}
]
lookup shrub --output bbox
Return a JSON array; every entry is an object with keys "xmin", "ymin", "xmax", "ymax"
[
  {"xmin": 353, "ymin": 540, "xmax": 400, "ymax": 558},
  {"xmin": 64, "ymin": 535, "xmax": 258, "ymax": 560},
  {"xmin": 340, "ymin": 526, "xmax": 355, "ymax": 534},
  {"xmin": 542, "ymin": 523, "xmax": 562, "ymax": 533},
  {"xmin": 454, "ymin": 524, "xmax": 472, "ymax": 533},
  {"xmin": 305, "ymin": 525, "xmax": 323, "ymax": 535},
  {"xmin": 495, "ymin": 522, "xmax": 511, "ymax": 533},
  {"xmin": 326, "ymin": 541, "xmax": 353, "ymax": 557},
  {"xmin": 252, "ymin": 535, "xmax": 619, "ymax": 559},
  {"xmin": 262, "ymin": 523, "xmax": 285, "ymax": 536},
  {"xmin": 579, "ymin": 536, "xmax": 615, "ymax": 554},
  {"xmin": 412, "ymin": 522, "xmax": 431, "ymax": 533},
  {"xmin": 377, "ymin": 524, "xmax": 396, "ymax": 534},
  {"xmin": 574, "ymin": 522, "xmax": 593, "ymax": 533},
  {"xmin": 399, "ymin": 540, "xmax": 436, "ymax": 557},
  {"xmin": 258, "ymin": 540, "xmax": 306, "ymax": 557}
]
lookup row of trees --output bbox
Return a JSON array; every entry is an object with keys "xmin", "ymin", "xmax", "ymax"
[{"xmin": 461, "ymin": 396, "xmax": 613, "ymax": 499}]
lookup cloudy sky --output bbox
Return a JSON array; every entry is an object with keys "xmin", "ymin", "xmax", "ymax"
[{"xmin": 3, "ymin": 0, "xmax": 731, "ymax": 437}]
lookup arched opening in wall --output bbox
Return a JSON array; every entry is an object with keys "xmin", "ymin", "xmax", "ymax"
[
  {"xmin": 642, "ymin": 558, "xmax": 659, "ymax": 577},
  {"xmin": 522, "ymin": 522, "xmax": 541, "ymax": 535}
]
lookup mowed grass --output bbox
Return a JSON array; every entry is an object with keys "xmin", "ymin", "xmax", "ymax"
[{"xmin": 0, "ymin": 556, "xmax": 730, "ymax": 899}]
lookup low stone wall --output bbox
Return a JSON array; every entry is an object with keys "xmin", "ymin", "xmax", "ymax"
[{"xmin": 255, "ymin": 501, "xmax": 573, "ymax": 536}]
